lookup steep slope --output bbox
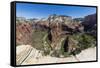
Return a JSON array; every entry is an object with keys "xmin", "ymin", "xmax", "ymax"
[
  {"xmin": 16, "ymin": 22, "xmax": 33, "ymax": 45},
  {"xmin": 82, "ymin": 13, "xmax": 97, "ymax": 36}
]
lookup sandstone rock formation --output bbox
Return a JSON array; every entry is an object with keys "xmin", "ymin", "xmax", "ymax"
[
  {"xmin": 82, "ymin": 14, "xmax": 96, "ymax": 30},
  {"xmin": 16, "ymin": 22, "xmax": 33, "ymax": 45}
]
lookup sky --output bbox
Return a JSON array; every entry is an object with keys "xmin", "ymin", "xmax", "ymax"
[{"xmin": 16, "ymin": 3, "xmax": 96, "ymax": 19}]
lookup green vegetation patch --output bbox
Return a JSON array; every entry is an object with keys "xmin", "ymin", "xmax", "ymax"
[
  {"xmin": 60, "ymin": 33, "xmax": 96, "ymax": 57},
  {"xmin": 31, "ymin": 30, "xmax": 48, "ymax": 50},
  {"xmin": 31, "ymin": 30, "xmax": 96, "ymax": 57},
  {"xmin": 72, "ymin": 33, "xmax": 96, "ymax": 50}
]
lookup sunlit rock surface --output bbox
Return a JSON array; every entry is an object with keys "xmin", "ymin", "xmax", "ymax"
[{"xmin": 16, "ymin": 45, "xmax": 96, "ymax": 65}]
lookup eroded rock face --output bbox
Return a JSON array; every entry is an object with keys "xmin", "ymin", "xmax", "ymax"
[
  {"xmin": 16, "ymin": 22, "xmax": 33, "ymax": 45},
  {"xmin": 16, "ymin": 45, "xmax": 96, "ymax": 65},
  {"xmin": 82, "ymin": 13, "xmax": 97, "ymax": 36},
  {"xmin": 48, "ymin": 14, "xmax": 72, "ymax": 25},
  {"xmin": 48, "ymin": 15, "xmax": 63, "ymax": 50},
  {"xmin": 34, "ymin": 20, "xmax": 49, "ymax": 31},
  {"xmin": 82, "ymin": 14, "xmax": 96, "ymax": 30},
  {"xmin": 47, "ymin": 15, "xmax": 83, "ymax": 50}
]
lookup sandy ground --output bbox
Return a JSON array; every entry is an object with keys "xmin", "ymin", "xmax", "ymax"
[{"xmin": 16, "ymin": 45, "xmax": 96, "ymax": 65}]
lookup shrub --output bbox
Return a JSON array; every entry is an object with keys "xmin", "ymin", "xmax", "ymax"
[{"xmin": 72, "ymin": 33, "xmax": 96, "ymax": 50}]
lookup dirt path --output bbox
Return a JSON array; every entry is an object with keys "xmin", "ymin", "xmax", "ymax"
[{"xmin": 16, "ymin": 45, "xmax": 96, "ymax": 65}]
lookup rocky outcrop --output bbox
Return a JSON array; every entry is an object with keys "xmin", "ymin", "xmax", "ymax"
[
  {"xmin": 16, "ymin": 45, "xmax": 43, "ymax": 65},
  {"xmin": 82, "ymin": 14, "xmax": 96, "ymax": 30},
  {"xmin": 16, "ymin": 22, "xmax": 33, "ymax": 45},
  {"xmin": 48, "ymin": 15, "xmax": 63, "ymax": 49},
  {"xmin": 46, "ymin": 14, "xmax": 84, "ymax": 57},
  {"xmin": 82, "ymin": 13, "xmax": 97, "ymax": 36},
  {"xmin": 16, "ymin": 45, "xmax": 96, "ymax": 65},
  {"xmin": 33, "ymin": 20, "xmax": 49, "ymax": 31},
  {"xmin": 48, "ymin": 14, "xmax": 72, "ymax": 25}
]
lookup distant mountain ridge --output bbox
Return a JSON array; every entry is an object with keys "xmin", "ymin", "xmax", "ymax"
[
  {"xmin": 16, "ymin": 13, "xmax": 96, "ymax": 34},
  {"xmin": 16, "ymin": 13, "xmax": 96, "ymax": 40}
]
